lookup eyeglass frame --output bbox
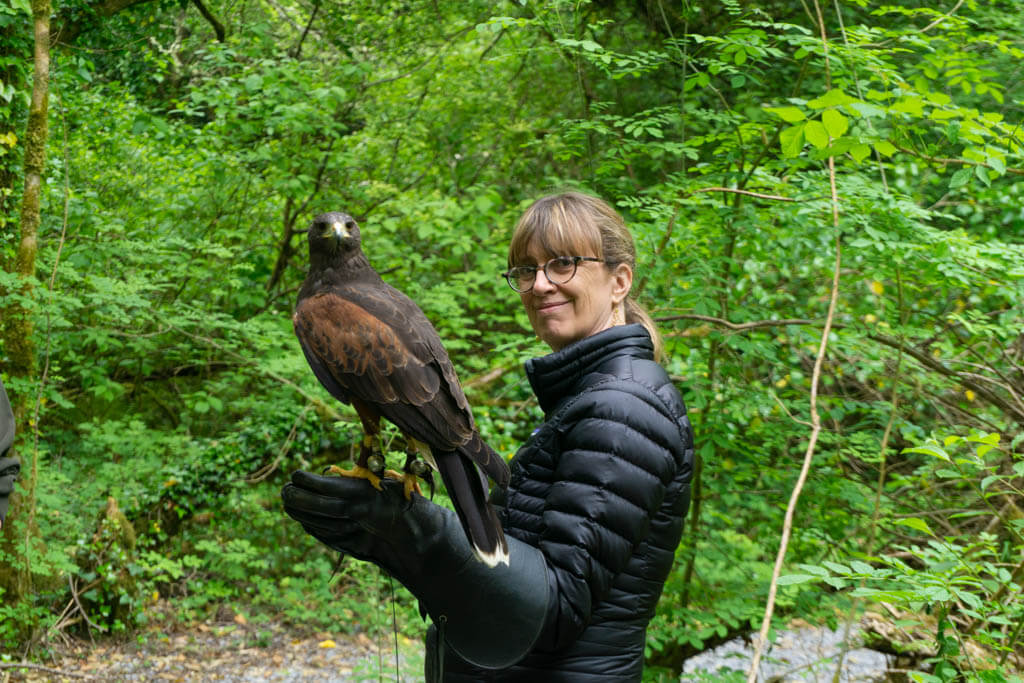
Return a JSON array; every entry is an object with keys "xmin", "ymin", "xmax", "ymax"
[{"xmin": 502, "ymin": 256, "xmax": 605, "ymax": 293}]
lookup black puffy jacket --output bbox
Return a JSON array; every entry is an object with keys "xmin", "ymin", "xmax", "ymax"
[{"xmin": 433, "ymin": 324, "xmax": 695, "ymax": 681}]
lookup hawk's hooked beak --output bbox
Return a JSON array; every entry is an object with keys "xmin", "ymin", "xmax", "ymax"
[{"xmin": 322, "ymin": 221, "xmax": 350, "ymax": 241}]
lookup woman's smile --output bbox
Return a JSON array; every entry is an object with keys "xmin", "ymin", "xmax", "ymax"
[{"xmin": 534, "ymin": 299, "xmax": 569, "ymax": 314}]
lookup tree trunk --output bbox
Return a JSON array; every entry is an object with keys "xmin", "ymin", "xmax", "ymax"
[{"xmin": 0, "ymin": 0, "xmax": 50, "ymax": 628}]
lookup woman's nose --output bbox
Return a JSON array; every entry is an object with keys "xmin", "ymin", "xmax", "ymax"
[{"xmin": 531, "ymin": 267, "xmax": 557, "ymax": 293}]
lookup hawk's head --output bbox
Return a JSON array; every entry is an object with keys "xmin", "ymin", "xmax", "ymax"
[{"xmin": 308, "ymin": 211, "xmax": 361, "ymax": 256}]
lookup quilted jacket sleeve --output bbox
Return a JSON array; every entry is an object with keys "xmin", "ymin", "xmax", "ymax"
[{"xmin": 533, "ymin": 377, "xmax": 687, "ymax": 651}]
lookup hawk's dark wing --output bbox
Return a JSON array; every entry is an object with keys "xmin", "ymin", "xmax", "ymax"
[{"xmin": 293, "ymin": 287, "xmax": 480, "ymax": 456}]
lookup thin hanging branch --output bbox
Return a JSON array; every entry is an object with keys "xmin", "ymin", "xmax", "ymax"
[{"xmin": 747, "ymin": 0, "xmax": 843, "ymax": 678}]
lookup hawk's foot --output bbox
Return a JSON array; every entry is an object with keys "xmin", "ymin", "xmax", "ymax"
[
  {"xmin": 325, "ymin": 464, "xmax": 383, "ymax": 491},
  {"xmin": 383, "ymin": 469, "xmax": 422, "ymax": 499}
]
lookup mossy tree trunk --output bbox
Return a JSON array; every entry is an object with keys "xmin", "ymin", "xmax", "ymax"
[{"xmin": 0, "ymin": 0, "xmax": 49, "ymax": 617}]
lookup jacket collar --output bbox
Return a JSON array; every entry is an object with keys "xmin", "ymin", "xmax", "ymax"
[{"xmin": 525, "ymin": 324, "xmax": 654, "ymax": 414}]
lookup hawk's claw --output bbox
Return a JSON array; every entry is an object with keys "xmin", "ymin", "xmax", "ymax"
[
  {"xmin": 383, "ymin": 469, "xmax": 422, "ymax": 500},
  {"xmin": 326, "ymin": 464, "xmax": 383, "ymax": 491}
]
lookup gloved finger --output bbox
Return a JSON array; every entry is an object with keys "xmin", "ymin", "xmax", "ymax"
[
  {"xmin": 281, "ymin": 482, "xmax": 355, "ymax": 523},
  {"xmin": 290, "ymin": 470, "xmax": 382, "ymax": 498}
]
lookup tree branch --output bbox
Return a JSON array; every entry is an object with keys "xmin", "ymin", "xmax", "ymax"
[
  {"xmin": 656, "ymin": 312, "xmax": 817, "ymax": 331},
  {"xmin": 191, "ymin": 0, "xmax": 226, "ymax": 42},
  {"xmin": 895, "ymin": 145, "xmax": 1024, "ymax": 176},
  {"xmin": 868, "ymin": 332, "xmax": 1024, "ymax": 426}
]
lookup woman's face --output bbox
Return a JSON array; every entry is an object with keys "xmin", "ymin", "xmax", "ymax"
[{"xmin": 519, "ymin": 239, "xmax": 632, "ymax": 352}]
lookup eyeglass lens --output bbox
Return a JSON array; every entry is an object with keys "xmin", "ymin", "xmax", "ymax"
[{"xmin": 510, "ymin": 257, "xmax": 579, "ymax": 292}]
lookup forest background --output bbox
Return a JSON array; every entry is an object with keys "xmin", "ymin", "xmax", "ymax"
[{"xmin": 0, "ymin": 0, "xmax": 1022, "ymax": 680}]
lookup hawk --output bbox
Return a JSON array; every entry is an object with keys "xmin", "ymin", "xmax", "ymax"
[{"xmin": 293, "ymin": 211, "xmax": 510, "ymax": 567}]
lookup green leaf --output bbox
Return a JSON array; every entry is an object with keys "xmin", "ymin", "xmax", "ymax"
[
  {"xmin": 822, "ymin": 561, "xmax": 851, "ymax": 575},
  {"xmin": 823, "ymin": 576, "xmax": 848, "ymax": 589},
  {"xmin": 903, "ymin": 444, "xmax": 950, "ymax": 461},
  {"xmin": 779, "ymin": 123, "xmax": 805, "ymax": 157},
  {"xmin": 849, "ymin": 143, "xmax": 871, "ymax": 162},
  {"xmin": 949, "ymin": 168, "xmax": 973, "ymax": 189},
  {"xmin": 804, "ymin": 120, "xmax": 829, "ymax": 149},
  {"xmin": 849, "ymin": 560, "xmax": 876, "ymax": 575},
  {"xmin": 987, "ymin": 156, "xmax": 1006, "ymax": 176},
  {"xmin": 974, "ymin": 165, "xmax": 991, "ymax": 186},
  {"xmin": 891, "ymin": 97, "xmax": 924, "ymax": 116},
  {"xmin": 765, "ymin": 106, "xmax": 806, "ymax": 123},
  {"xmin": 822, "ymin": 109, "xmax": 848, "ymax": 137},
  {"xmin": 777, "ymin": 574, "xmax": 819, "ymax": 585},
  {"xmin": 873, "ymin": 140, "xmax": 897, "ymax": 157},
  {"xmin": 895, "ymin": 517, "xmax": 934, "ymax": 536},
  {"xmin": 807, "ymin": 89, "xmax": 857, "ymax": 109}
]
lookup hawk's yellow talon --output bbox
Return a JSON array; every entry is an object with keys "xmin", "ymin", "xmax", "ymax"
[
  {"xmin": 327, "ymin": 464, "xmax": 383, "ymax": 491},
  {"xmin": 382, "ymin": 469, "xmax": 421, "ymax": 499}
]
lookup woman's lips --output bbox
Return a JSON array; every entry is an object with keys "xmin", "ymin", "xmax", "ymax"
[{"xmin": 534, "ymin": 300, "xmax": 568, "ymax": 315}]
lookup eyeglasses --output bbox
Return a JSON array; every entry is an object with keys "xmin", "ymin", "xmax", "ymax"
[{"xmin": 502, "ymin": 256, "xmax": 604, "ymax": 293}]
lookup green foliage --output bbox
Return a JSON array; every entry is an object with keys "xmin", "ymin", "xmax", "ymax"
[
  {"xmin": 781, "ymin": 431, "xmax": 1023, "ymax": 679},
  {"xmin": 1, "ymin": 0, "xmax": 1022, "ymax": 679}
]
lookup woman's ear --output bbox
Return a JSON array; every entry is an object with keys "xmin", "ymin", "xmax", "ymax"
[{"xmin": 610, "ymin": 262, "xmax": 633, "ymax": 304}]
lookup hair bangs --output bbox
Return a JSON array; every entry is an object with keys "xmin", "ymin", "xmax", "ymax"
[{"xmin": 508, "ymin": 195, "xmax": 604, "ymax": 267}]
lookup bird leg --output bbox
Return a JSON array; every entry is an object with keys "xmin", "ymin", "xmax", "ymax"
[
  {"xmin": 326, "ymin": 434, "xmax": 384, "ymax": 491},
  {"xmin": 382, "ymin": 451, "xmax": 433, "ymax": 500}
]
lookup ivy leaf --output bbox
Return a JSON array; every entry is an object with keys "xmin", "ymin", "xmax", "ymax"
[
  {"xmin": 822, "ymin": 109, "xmax": 849, "ymax": 138},
  {"xmin": 804, "ymin": 120, "xmax": 829, "ymax": 149}
]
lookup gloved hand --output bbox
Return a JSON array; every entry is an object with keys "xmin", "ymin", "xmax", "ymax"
[
  {"xmin": 282, "ymin": 471, "xmax": 454, "ymax": 580},
  {"xmin": 0, "ymin": 457, "xmax": 19, "ymax": 529},
  {"xmin": 0, "ymin": 378, "xmax": 17, "ymax": 528},
  {"xmin": 282, "ymin": 470, "xmax": 551, "ymax": 670}
]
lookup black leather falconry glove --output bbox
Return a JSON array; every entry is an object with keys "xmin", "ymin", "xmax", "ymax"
[
  {"xmin": 282, "ymin": 470, "xmax": 551, "ymax": 670},
  {"xmin": 0, "ymin": 379, "xmax": 18, "ymax": 529}
]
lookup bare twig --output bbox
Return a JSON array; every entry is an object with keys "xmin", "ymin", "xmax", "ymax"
[
  {"xmin": 748, "ymin": 1, "xmax": 842, "ymax": 678},
  {"xmin": 190, "ymin": 0, "xmax": 226, "ymax": 41},
  {"xmin": 246, "ymin": 404, "xmax": 312, "ymax": 482},
  {"xmin": 686, "ymin": 186, "xmax": 800, "ymax": 202},
  {"xmin": 917, "ymin": 0, "xmax": 966, "ymax": 34},
  {"xmin": 894, "ymin": 145, "xmax": 1024, "ymax": 176},
  {"xmin": 66, "ymin": 575, "xmax": 108, "ymax": 639},
  {"xmin": 655, "ymin": 313, "xmax": 817, "ymax": 331}
]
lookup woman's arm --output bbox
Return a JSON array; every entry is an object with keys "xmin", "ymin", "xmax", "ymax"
[{"xmin": 535, "ymin": 379, "xmax": 691, "ymax": 650}]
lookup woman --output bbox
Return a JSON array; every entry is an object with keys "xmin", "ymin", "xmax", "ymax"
[{"xmin": 283, "ymin": 192, "xmax": 694, "ymax": 681}]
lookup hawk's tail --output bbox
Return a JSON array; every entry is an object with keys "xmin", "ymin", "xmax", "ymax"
[
  {"xmin": 435, "ymin": 449, "xmax": 509, "ymax": 568},
  {"xmin": 464, "ymin": 431, "xmax": 511, "ymax": 490}
]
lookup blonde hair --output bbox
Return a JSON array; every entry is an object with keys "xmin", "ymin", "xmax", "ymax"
[{"xmin": 509, "ymin": 191, "xmax": 664, "ymax": 360}]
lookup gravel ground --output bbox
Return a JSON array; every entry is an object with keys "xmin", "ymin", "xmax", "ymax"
[
  {"xmin": 4, "ymin": 620, "xmax": 900, "ymax": 682},
  {"xmin": 682, "ymin": 623, "xmax": 894, "ymax": 682},
  {"xmin": 3, "ymin": 621, "xmax": 425, "ymax": 682}
]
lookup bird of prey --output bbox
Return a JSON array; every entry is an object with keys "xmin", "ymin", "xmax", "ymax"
[{"xmin": 293, "ymin": 211, "xmax": 510, "ymax": 567}]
